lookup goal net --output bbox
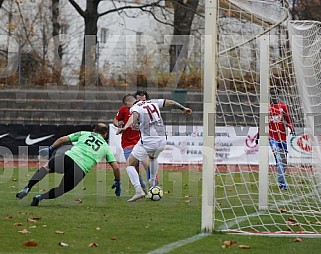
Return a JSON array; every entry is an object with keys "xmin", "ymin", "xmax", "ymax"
[{"xmin": 203, "ymin": 0, "xmax": 321, "ymax": 236}]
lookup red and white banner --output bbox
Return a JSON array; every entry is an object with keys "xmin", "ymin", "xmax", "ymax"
[{"xmin": 108, "ymin": 124, "xmax": 313, "ymax": 165}]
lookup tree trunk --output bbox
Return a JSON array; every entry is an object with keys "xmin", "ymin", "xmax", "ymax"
[
  {"xmin": 0, "ymin": 0, "xmax": 4, "ymax": 9},
  {"xmin": 51, "ymin": 0, "xmax": 63, "ymax": 85},
  {"xmin": 292, "ymin": 0, "xmax": 321, "ymax": 21},
  {"xmin": 79, "ymin": 0, "xmax": 99, "ymax": 86},
  {"xmin": 169, "ymin": 0, "xmax": 199, "ymax": 75}
]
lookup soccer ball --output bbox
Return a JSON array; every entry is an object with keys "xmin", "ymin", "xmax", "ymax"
[{"xmin": 148, "ymin": 186, "xmax": 163, "ymax": 201}]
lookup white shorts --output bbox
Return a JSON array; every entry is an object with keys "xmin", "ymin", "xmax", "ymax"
[{"xmin": 131, "ymin": 139, "xmax": 166, "ymax": 162}]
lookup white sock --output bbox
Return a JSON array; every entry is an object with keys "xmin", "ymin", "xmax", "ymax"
[
  {"xmin": 149, "ymin": 158, "xmax": 158, "ymax": 186},
  {"xmin": 126, "ymin": 166, "xmax": 143, "ymax": 193}
]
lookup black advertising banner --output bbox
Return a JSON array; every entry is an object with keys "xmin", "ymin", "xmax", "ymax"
[{"xmin": 0, "ymin": 124, "xmax": 95, "ymax": 156}]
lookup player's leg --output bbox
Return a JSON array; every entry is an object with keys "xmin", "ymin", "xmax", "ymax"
[
  {"xmin": 270, "ymin": 139, "xmax": 287, "ymax": 190},
  {"xmin": 147, "ymin": 140, "xmax": 166, "ymax": 188},
  {"xmin": 126, "ymin": 144, "xmax": 147, "ymax": 201},
  {"xmin": 31, "ymin": 155, "xmax": 85, "ymax": 206},
  {"xmin": 141, "ymin": 157, "xmax": 150, "ymax": 180},
  {"xmin": 124, "ymin": 147, "xmax": 146, "ymax": 190},
  {"xmin": 148, "ymin": 158, "xmax": 158, "ymax": 188},
  {"xmin": 278, "ymin": 141, "xmax": 288, "ymax": 189},
  {"xmin": 16, "ymin": 155, "xmax": 59, "ymax": 199}
]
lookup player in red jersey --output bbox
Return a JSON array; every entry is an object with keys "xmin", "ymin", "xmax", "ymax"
[
  {"xmin": 260, "ymin": 89, "xmax": 296, "ymax": 190},
  {"xmin": 113, "ymin": 90, "xmax": 150, "ymax": 191},
  {"xmin": 257, "ymin": 89, "xmax": 296, "ymax": 190}
]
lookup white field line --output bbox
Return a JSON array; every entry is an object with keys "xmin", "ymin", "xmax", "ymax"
[{"xmin": 147, "ymin": 233, "xmax": 210, "ymax": 254}]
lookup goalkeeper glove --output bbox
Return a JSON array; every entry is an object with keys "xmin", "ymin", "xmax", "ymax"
[
  {"xmin": 38, "ymin": 146, "xmax": 54, "ymax": 159},
  {"xmin": 111, "ymin": 180, "xmax": 121, "ymax": 196}
]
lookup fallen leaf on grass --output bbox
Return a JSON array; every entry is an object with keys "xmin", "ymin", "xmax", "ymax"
[
  {"xmin": 18, "ymin": 229, "xmax": 30, "ymax": 234},
  {"xmin": 184, "ymin": 194, "xmax": 193, "ymax": 198},
  {"xmin": 29, "ymin": 226, "xmax": 37, "ymax": 229},
  {"xmin": 12, "ymin": 178, "xmax": 17, "ymax": 182},
  {"xmin": 14, "ymin": 222, "xmax": 23, "ymax": 226},
  {"xmin": 222, "ymin": 240, "xmax": 237, "ymax": 247},
  {"xmin": 184, "ymin": 200, "xmax": 192, "ymax": 203},
  {"xmin": 31, "ymin": 217, "xmax": 40, "ymax": 220},
  {"xmin": 55, "ymin": 231, "xmax": 64, "ymax": 234},
  {"xmin": 294, "ymin": 237, "xmax": 303, "ymax": 242},
  {"xmin": 23, "ymin": 240, "xmax": 37, "ymax": 247},
  {"xmin": 4, "ymin": 215, "xmax": 13, "ymax": 219},
  {"xmin": 27, "ymin": 218, "xmax": 37, "ymax": 223},
  {"xmin": 279, "ymin": 208, "xmax": 287, "ymax": 213},
  {"xmin": 238, "ymin": 245, "xmax": 251, "ymax": 249},
  {"xmin": 96, "ymin": 227, "xmax": 101, "ymax": 231},
  {"xmin": 111, "ymin": 237, "xmax": 117, "ymax": 240},
  {"xmin": 88, "ymin": 242, "xmax": 99, "ymax": 247},
  {"xmin": 288, "ymin": 217, "xmax": 297, "ymax": 223},
  {"xmin": 75, "ymin": 198, "xmax": 82, "ymax": 204},
  {"xmin": 59, "ymin": 242, "xmax": 69, "ymax": 247}
]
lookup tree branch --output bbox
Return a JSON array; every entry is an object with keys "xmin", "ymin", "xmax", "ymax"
[
  {"xmin": 140, "ymin": 8, "xmax": 175, "ymax": 28},
  {"xmin": 0, "ymin": 0, "xmax": 4, "ymax": 9},
  {"xmin": 68, "ymin": 0, "xmax": 85, "ymax": 17},
  {"xmin": 99, "ymin": 0, "xmax": 162, "ymax": 17}
]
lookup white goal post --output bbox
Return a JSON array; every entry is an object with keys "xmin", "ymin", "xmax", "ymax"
[{"xmin": 202, "ymin": 0, "xmax": 321, "ymax": 237}]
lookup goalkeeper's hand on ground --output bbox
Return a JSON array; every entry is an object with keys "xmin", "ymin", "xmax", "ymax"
[
  {"xmin": 111, "ymin": 180, "xmax": 121, "ymax": 196},
  {"xmin": 38, "ymin": 146, "xmax": 54, "ymax": 159}
]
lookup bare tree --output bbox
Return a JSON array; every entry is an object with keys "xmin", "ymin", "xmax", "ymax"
[
  {"xmin": 169, "ymin": 0, "xmax": 200, "ymax": 72},
  {"xmin": 51, "ymin": 0, "xmax": 63, "ymax": 84},
  {"xmin": 67, "ymin": 0, "xmax": 163, "ymax": 86}
]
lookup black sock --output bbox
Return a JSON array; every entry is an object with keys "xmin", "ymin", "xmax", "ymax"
[{"xmin": 27, "ymin": 167, "xmax": 48, "ymax": 190}]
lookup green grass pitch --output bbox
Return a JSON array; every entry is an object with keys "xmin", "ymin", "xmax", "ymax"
[{"xmin": 1, "ymin": 166, "xmax": 321, "ymax": 253}]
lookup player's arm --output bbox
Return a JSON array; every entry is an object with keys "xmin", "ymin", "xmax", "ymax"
[
  {"xmin": 116, "ymin": 112, "xmax": 139, "ymax": 135},
  {"xmin": 51, "ymin": 136, "xmax": 71, "ymax": 149},
  {"xmin": 164, "ymin": 99, "xmax": 192, "ymax": 115},
  {"xmin": 108, "ymin": 158, "xmax": 121, "ymax": 196},
  {"xmin": 109, "ymin": 161, "xmax": 120, "ymax": 181},
  {"xmin": 113, "ymin": 109, "xmax": 124, "ymax": 128},
  {"xmin": 283, "ymin": 104, "xmax": 296, "ymax": 135},
  {"xmin": 38, "ymin": 135, "xmax": 71, "ymax": 158},
  {"xmin": 113, "ymin": 117, "xmax": 119, "ymax": 127}
]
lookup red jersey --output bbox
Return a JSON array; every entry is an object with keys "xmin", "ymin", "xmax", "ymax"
[
  {"xmin": 269, "ymin": 102, "xmax": 294, "ymax": 141},
  {"xmin": 115, "ymin": 106, "xmax": 140, "ymax": 149}
]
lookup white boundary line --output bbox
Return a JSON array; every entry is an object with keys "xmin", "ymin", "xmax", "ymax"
[{"xmin": 147, "ymin": 233, "xmax": 210, "ymax": 254}]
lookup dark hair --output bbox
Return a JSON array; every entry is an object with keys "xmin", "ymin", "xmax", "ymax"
[
  {"xmin": 134, "ymin": 90, "xmax": 150, "ymax": 100},
  {"xmin": 94, "ymin": 123, "xmax": 108, "ymax": 135},
  {"xmin": 122, "ymin": 94, "xmax": 135, "ymax": 104},
  {"xmin": 270, "ymin": 87, "xmax": 279, "ymax": 103}
]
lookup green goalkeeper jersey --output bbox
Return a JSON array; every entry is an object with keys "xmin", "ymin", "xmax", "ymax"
[{"xmin": 65, "ymin": 131, "xmax": 116, "ymax": 174}]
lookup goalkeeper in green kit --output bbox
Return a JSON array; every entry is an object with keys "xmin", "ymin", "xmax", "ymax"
[{"xmin": 16, "ymin": 123, "xmax": 121, "ymax": 206}]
